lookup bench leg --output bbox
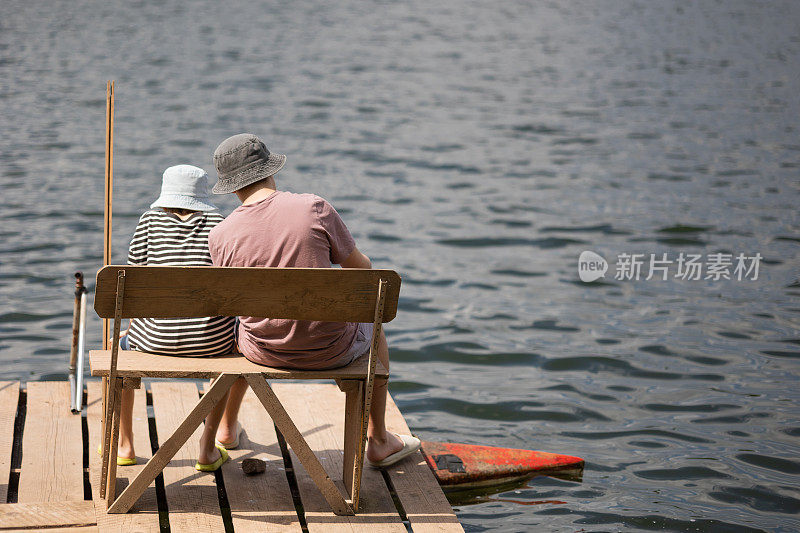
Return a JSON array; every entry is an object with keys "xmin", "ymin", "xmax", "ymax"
[
  {"xmin": 245, "ymin": 374, "xmax": 354, "ymax": 516},
  {"xmin": 105, "ymin": 377, "xmax": 123, "ymax": 507},
  {"xmin": 99, "ymin": 376, "xmax": 122, "ymax": 499},
  {"xmin": 339, "ymin": 379, "xmax": 364, "ymax": 502},
  {"xmin": 106, "ymin": 373, "xmax": 239, "ymax": 513},
  {"xmin": 99, "ymin": 376, "xmax": 108, "ymax": 498}
]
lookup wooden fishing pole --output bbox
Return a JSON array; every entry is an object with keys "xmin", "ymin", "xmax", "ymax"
[
  {"xmin": 100, "ymin": 82, "xmax": 114, "ymax": 489},
  {"xmin": 103, "ymin": 80, "xmax": 114, "ymax": 349}
]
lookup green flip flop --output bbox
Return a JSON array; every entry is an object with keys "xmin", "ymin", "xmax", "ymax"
[
  {"xmin": 195, "ymin": 445, "xmax": 229, "ymax": 472},
  {"xmin": 97, "ymin": 444, "xmax": 138, "ymax": 466}
]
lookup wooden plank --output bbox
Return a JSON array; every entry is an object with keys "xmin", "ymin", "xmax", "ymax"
[
  {"xmin": 18, "ymin": 382, "xmax": 83, "ymax": 503},
  {"xmin": 383, "ymin": 394, "xmax": 463, "ymax": 533},
  {"xmin": 0, "ymin": 501, "xmax": 95, "ymax": 529},
  {"xmin": 106, "ymin": 374, "xmax": 236, "ymax": 514},
  {"xmin": 149, "ymin": 381, "xmax": 226, "ymax": 531},
  {"xmin": 90, "ymin": 350, "xmax": 388, "ymax": 380},
  {"xmin": 0, "ymin": 382, "xmax": 20, "ymax": 503},
  {"xmin": 94, "ymin": 266, "xmax": 401, "ymax": 323},
  {"xmin": 272, "ymin": 383, "xmax": 406, "ymax": 533},
  {"xmin": 244, "ymin": 376, "xmax": 352, "ymax": 516},
  {"xmin": 86, "ymin": 382, "xmax": 160, "ymax": 532},
  {"xmin": 202, "ymin": 383, "xmax": 302, "ymax": 532},
  {"xmin": 2, "ymin": 527, "xmax": 99, "ymax": 533}
]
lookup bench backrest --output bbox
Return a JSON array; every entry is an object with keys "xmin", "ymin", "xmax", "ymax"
[{"xmin": 94, "ymin": 265, "xmax": 401, "ymax": 323}]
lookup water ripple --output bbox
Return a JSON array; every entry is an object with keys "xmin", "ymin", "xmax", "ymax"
[{"xmin": 2, "ymin": 1, "xmax": 799, "ymax": 530}]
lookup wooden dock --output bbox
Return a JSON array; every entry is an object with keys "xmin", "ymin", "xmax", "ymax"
[{"xmin": 0, "ymin": 380, "xmax": 463, "ymax": 532}]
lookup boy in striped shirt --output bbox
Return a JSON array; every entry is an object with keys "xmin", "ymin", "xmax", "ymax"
[{"xmin": 115, "ymin": 165, "xmax": 236, "ymax": 470}]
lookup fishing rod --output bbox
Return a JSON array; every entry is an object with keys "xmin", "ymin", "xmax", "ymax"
[
  {"xmin": 103, "ymin": 80, "xmax": 114, "ymax": 350},
  {"xmin": 70, "ymin": 81, "xmax": 114, "ymax": 414},
  {"xmin": 98, "ymin": 81, "xmax": 115, "ymax": 491}
]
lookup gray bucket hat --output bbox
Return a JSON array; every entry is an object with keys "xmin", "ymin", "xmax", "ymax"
[
  {"xmin": 212, "ymin": 133, "xmax": 286, "ymax": 194},
  {"xmin": 150, "ymin": 165, "xmax": 218, "ymax": 211}
]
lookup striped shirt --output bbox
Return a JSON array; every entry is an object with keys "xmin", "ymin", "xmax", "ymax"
[{"xmin": 126, "ymin": 209, "xmax": 235, "ymax": 356}]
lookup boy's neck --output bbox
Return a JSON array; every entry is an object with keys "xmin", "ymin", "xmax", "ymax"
[
  {"xmin": 161, "ymin": 207, "xmax": 199, "ymax": 221},
  {"xmin": 236, "ymin": 176, "xmax": 277, "ymax": 205}
]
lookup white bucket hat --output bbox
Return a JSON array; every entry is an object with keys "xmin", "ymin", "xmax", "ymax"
[{"xmin": 150, "ymin": 165, "xmax": 218, "ymax": 212}]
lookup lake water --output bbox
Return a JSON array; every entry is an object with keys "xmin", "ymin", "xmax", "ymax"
[{"xmin": 2, "ymin": 1, "xmax": 799, "ymax": 530}]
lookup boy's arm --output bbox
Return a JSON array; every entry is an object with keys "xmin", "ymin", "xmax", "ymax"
[{"xmin": 340, "ymin": 247, "xmax": 372, "ymax": 269}]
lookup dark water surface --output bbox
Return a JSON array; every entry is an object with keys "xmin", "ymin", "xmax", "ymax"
[{"xmin": 2, "ymin": 1, "xmax": 799, "ymax": 530}]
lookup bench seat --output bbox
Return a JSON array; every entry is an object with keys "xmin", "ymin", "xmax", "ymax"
[{"xmin": 90, "ymin": 349, "xmax": 389, "ymax": 380}]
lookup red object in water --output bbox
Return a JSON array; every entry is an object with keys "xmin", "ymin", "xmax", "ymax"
[{"xmin": 421, "ymin": 441, "xmax": 584, "ymax": 490}]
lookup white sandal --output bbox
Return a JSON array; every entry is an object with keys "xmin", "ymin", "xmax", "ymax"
[{"xmin": 368, "ymin": 434, "xmax": 421, "ymax": 468}]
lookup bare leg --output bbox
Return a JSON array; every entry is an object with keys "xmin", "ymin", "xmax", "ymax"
[
  {"xmin": 117, "ymin": 389, "xmax": 135, "ymax": 460},
  {"xmin": 365, "ymin": 330, "xmax": 404, "ymax": 463},
  {"xmin": 216, "ymin": 377, "xmax": 248, "ymax": 444},
  {"xmin": 197, "ymin": 387, "xmax": 231, "ymax": 464}
]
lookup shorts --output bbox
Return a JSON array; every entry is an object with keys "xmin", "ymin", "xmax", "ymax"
[
  {"xmin": 341, "ymin": 323, "xmax": 374, "ymax": 366},
  {"xmin": 234, "ymin": 320, "xmax": 374, "ymax": 367}
]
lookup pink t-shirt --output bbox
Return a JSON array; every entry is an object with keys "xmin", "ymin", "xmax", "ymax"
[{"xmin": 208, "ymin": 191, "xmax": 358, "ymax": 369}]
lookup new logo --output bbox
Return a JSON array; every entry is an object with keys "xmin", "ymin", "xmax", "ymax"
[{"xmin": 578, "ymin": 251, "xmax": 608, "ymax": 282}]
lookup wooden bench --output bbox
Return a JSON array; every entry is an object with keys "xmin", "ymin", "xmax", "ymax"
[{"xmin": 89, "ymin": 265, "xmax": 401, "ymax": 516}]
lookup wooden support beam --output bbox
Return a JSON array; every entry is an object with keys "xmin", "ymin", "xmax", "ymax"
[
  {"xmin": 244, "ymin": 374, "xmax": 353, "ymax": 516},
  {"xmin": 151, "ymin": 382, "xmax": 226, "ymax": 531},
  {"xmin": 106, "ymin": 373, "xmax": 238, "ymax": 514},
  {"xmin": 272, "ymin": 383, "xmax": 406, "ymax": 532},
  {"xmin": 203, "ymin": 383, "xmax": 303, "ymax": 532}
]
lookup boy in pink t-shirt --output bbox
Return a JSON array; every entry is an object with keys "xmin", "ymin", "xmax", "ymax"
[
  {"xmin": 209, "ymin": 191, "xmax": 370, "ymax": 369},
  {"xmin": 206, "ymin": 133, "xmax": 419, "ymax": 469}
]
